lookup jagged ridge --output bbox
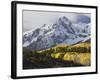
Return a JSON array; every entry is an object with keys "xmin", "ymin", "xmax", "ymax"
[{"xmin": 23, "ymin": 16, "xmax": 91, "ymax": 50}]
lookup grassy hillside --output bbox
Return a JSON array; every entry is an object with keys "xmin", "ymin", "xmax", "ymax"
[{"xmin": 23, "ymin": 42, "xmax": 91, "ymax": 69}]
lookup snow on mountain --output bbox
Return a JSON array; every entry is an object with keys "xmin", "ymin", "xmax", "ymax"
[{"xmin": 23, "ymin": 16, "xmax": 91, "ymax": 50}]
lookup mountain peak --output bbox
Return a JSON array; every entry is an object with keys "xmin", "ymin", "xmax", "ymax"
[
  {"xmin": 58, "ymin": 16, "xmax": 70, "ymax": 22},
  {"xmin": 62, "ymin": 16, "xmax": 69, "ymax": 21},
  {"xmin": 23, "ymin": 16, "xmax": 90, "ymax": 50}
]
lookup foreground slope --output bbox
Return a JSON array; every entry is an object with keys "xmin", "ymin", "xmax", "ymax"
[{"xmin": 23, "ymin": 42, "xmax": 91, "ymax": 69}]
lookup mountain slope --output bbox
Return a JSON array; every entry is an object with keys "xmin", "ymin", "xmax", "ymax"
[{"xmin": 23, "ymin": 16, "xmax": 91, "ymax": 50}]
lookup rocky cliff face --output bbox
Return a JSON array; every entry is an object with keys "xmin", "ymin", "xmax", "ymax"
[{"xmin": 23, "ymin": 16, "xmax": 90, "ymax": 50}]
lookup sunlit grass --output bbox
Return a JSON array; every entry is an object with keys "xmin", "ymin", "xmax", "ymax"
[
  {"xmin": 51, "ymin": 52, "xmax": 90, "ymax": 66},
  {"xmin": 71, "ymin": 42, "xmax": 90, "ymax": 48},
  {"xmin": 23, "ymin": 42, "xmax": 91, "ymax": 67},
  {"xmin": 38, "ymin": 42, "xmax": 91, "ymax": 66}
]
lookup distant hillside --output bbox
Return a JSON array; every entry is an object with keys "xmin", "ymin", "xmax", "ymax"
[
  {"xmin": 38, "ymin": 42, "xmax": 90, "ymax": 53},
  {"xmin": 23, "ymin": 42, "xmax": 91, "ymax": 69}
]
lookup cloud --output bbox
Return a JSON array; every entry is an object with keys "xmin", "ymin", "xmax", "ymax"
[
  {"xmin": 76, "ymin": 14, "xmax": 90, "ymax": 23},
  {"xmin": 23, "ymin": 10, "xmax": 90, "ymax": 32}
]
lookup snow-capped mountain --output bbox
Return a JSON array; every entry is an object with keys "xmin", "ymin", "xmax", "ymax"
[{"xmin": 23, "ymin": 16, "xmax": 91, "ymax": 50}]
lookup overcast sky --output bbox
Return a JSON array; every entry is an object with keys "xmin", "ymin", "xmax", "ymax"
[{"xmin": 23, "ymin": 10, "xmax": 90, "ymax": 32}]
